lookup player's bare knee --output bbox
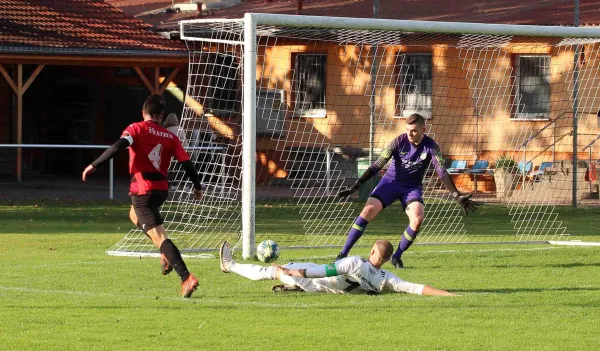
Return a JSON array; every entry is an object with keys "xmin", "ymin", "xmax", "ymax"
[
  {"xmin": 409, "ymin": 215, "xmax": 424, "ymax": 231},
  {"xmin": 361, "ymin": 201, "xmax": 382, "ymax": 220},
  {"xmin": 361, "ymin": 206, "xmax": 376, "ymax": 220}
]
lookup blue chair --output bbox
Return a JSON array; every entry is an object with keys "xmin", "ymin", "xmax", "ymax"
[
  {"xmin": 447, "ymin": 160, "xmax": 467, "ymax": 174},
  {"xmin": 517, "ymin": 161, "xmax": 533, "ymax": 174},
  {"xmin": 468, "ymin": 160, "xmax": 490, "ymax": 174},
  {"xmin": 529, "ymin": 162, "xmax": 553, "ymax": 180},
  {"xmin": 468, "ymin": 160, "xmax": 491, "ymax": 193}
]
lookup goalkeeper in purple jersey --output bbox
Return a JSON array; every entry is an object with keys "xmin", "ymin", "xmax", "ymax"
[{"xmin": 336, "ymin": 113, "xmax": 477, "ymax": 268}]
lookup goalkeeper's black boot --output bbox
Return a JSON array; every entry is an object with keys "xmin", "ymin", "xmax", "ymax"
[
  {"xmin": 391, "ymin": 256, "xmax": 404, "ymax": 269},
  {"xmin": 334, "ymin": 252, "xmax": 347, "ymax": 263}
]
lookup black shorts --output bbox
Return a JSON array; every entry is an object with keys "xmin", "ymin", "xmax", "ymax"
[{"xmin": 131, "ymin": 190, "xmax": 168, "ymax": 231}]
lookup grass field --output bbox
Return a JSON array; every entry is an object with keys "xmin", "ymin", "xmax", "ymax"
[{"xmin": 1, "ymin": 201, "xmax": 600, "ymax": 350}]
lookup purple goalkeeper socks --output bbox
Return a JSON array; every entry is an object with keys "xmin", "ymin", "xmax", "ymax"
[
  {"xmin": 340, "ymin": 216, "xmax": 370, "ymax": 255},
  {"xmin": 393, "ymin": 226, "xmax": 418, "ymax": 259}
]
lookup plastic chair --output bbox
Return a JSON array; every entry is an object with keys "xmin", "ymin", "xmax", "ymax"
[
  {"xmin": 517, "ymin": 161, "xmax": 533, "ymax": 173},
  {"xmin": 529, "ymin": 162, "xmax": 553, "ymax": 181},
  {"xmin": 447, "ymin": 160, "xmax": 467, "ymax": 174},
  {"xmin": 468, "ymin": 160, "xmax": 490, "ymax": 174}
]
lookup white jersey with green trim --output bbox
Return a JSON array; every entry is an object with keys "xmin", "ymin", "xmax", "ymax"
[{"xmin": 332, "ymin": 256, "xmax": 424, "ymax": 295}]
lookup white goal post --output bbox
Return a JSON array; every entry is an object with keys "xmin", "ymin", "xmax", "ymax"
[{"xmin": 107, "ymin": 14, "xmax": 600, "ymax": 259}]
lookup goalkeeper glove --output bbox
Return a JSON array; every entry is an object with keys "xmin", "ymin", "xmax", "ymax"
[
  {"xmin": 338, "ymin": 183, "xmax": 360, "ymax": 198},
  {"xmin": 455, "ymin": 193, "xmax": 478, "ymax": 215}
]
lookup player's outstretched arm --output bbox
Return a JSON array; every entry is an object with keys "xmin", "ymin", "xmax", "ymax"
[
  {"xmin": 422, "ymin": 285, "xmax": 459, "ymax": 297},
  {"xmin": 178, "ymin": 160, "xmax": 204, "ymax": 200},
  {"xmin": 439, "ymin": 173, "xmax": 478, "ymax": 215},
  {"xmin": 82, "ymin": 137, "xmax": 131, "ymax": 181},
  {"xmin": 338, "ymin": 139, "xmax": 396, "ymax": 198},
  {"xmin": 173, "ymin": 139, "xmax": 204, "ymax": 200},
  {"xmin": 337, "ymin": 167, "xmax": 377, "ymax": 197},
  {"xmin": 384, "ymin": 274, "xmax": 458, "ymax": 296}
]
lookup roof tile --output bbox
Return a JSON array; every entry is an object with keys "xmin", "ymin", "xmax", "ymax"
[
  {"xmin": 198, "ymin": 0, "xmax": 600, "ymax": 26},
  {"xmin": 0, "ymin": 0, "xmax": 186, "ymax": 52}
]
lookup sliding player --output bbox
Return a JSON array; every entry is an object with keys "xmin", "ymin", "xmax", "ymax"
[
  {"xmin": 336, "ymin": 113, "xmax": 477, "ymax": 268},
  {"xmin": 82, "ymin": 94, "xmax": 203, "ymax": 298},
  {"xmin": 219, "ymin": 240, "xmax": 456, "ymax": 296}
]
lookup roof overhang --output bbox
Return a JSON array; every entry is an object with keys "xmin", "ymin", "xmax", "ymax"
[{"xmin": 0, "ymin": 46, "xmax": 188, "ymax": 67}]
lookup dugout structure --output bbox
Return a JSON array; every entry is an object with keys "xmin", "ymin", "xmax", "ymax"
[{"xmin": 108, "ymin": 14, "xmax": 600, "ymax": 258}]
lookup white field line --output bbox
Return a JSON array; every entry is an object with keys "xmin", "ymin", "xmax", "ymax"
[{"xmin": 548, "ymin": 241, "xmax": 600, "ymax": 247}]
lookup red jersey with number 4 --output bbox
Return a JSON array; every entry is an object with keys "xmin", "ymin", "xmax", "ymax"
[{"xmin": 123, "ymin": 120, "xmax": 189, "ymax": 195}]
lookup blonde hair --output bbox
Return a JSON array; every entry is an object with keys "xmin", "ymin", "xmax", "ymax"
[{"xmin": 164, "ymin": 113, "xmax": 179, "ymax": 128}]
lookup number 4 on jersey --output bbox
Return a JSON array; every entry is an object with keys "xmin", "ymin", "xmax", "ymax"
[{"xmin": 148, "ymin": 144, "xmax": 163, "ymax": 170}]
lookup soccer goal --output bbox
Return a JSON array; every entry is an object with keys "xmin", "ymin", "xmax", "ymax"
[{"xmin": 107, "ymin": 14, "xmax": 600, "ymax": 258}]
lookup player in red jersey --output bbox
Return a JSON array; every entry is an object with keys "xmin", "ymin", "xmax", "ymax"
[{"xmin": 82, "ymin": 94, "xmax": 203, "ymax": 298}]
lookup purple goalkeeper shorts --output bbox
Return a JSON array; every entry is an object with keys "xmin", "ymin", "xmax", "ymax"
[{"xmin": 369, "ymin": 178, "xmax": 424, "ymax": 209}]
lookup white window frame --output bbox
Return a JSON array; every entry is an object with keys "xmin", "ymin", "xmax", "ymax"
[
  {"xmin": 395, "ymin": 53, "xmax": 433, "ymax": 119},
  {"xmin": 293, "ymin": 53, "xmax": 327, "ymax": 118},
  {"xmin": 513, "ymin": 54, "xmax": 551, "ymax": 121}
]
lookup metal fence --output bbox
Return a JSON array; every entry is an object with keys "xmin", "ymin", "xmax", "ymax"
[{"xmin": 0, "ymin": 144, "xmax": 114, "ymax": 199}]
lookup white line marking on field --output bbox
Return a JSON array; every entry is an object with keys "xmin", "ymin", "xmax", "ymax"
[{"xmin": 549, "ymin": 241, "xmax": 600, "ymax": 247}]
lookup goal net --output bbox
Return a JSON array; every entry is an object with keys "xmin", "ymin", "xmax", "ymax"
[{"xmin": 107, "ymin": 14, "xmax": 600, "ymax": 258}]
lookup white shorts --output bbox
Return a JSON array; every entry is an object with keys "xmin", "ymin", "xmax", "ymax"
[{"xmin": 280, "ymin": 262, "xmax": 343, "ymax": 294}]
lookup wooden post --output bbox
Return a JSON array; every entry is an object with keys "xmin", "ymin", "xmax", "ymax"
[
  {"xmin": 17, "ymin": 65, "xmax": 22, "ymax": 182},
  {"xmin": 134, "ymin": 66, "xmax": 155, "ymax": 93},
  {"xmin": 0, "ymin": 63, "xmax": 44, "ymax": 182},
  {"xmin": 154, "ymin": 67, "xmax": 160, "ymax": 93},
  {"xmin": 159, "ymin": 68, "xmax": 180, "ymax": 94},
  {"xmin": 135, "ymin": 66, "xmax": 179, "ymax": 95}
]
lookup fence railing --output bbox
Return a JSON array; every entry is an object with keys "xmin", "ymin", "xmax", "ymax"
[{"xmin": 0, "ymin": 144, "xmax": 114, "ymax": 199}]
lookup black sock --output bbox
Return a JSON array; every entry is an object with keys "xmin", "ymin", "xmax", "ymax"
[{"xmin": 160, "ymin": 239, "xmax": 190, "ymax": 282}]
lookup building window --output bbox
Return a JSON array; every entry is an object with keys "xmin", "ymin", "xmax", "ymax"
[
  {"xmin": 294, "ymin": 54, "xmax": 326, "ymax": 118},
  {"xmin": 205, "ymin": 53, "xmax": 239, "ymax": 112},
  {"xmin": 257, "ymin": 89, "xmax": 285, "ymax": 136},
  {"xmin": 514, "ymin": 55, "xmax": 550, "ymax": 119},
  {"xmin": 396, "ymin": 54, "xmax": 432, "ymax": 118}
]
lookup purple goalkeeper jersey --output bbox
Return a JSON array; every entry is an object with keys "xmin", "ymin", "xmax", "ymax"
[{"xmin": 369, "ymin": 133, "xmax": 448, "ymax": 187}]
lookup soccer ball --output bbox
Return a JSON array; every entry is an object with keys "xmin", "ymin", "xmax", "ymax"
[{"xmin": 256, "ymin": 240, "xmax": 280, "ymax": 263}]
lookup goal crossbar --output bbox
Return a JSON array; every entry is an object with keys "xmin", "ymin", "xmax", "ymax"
[{"xmin": 181, "ymin": 13, "xmax": 600, "ymax": 38}]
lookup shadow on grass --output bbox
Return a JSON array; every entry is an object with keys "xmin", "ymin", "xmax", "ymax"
[
  {"xmin": 489, "ymin": 262, "xmax": 600, "ymax": 269},
  {"xmin": 454, "ymin": 286, "xmax": 600, "ymax": 294}
]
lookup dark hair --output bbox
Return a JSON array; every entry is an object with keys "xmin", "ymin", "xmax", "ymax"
[
  {"xmin": 406, "ymin": 113, "xmax": 426, "ymax": 126},
  {"xmin": 143, "ymin": 94, "xmax": 165, "ymax": 116}
]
